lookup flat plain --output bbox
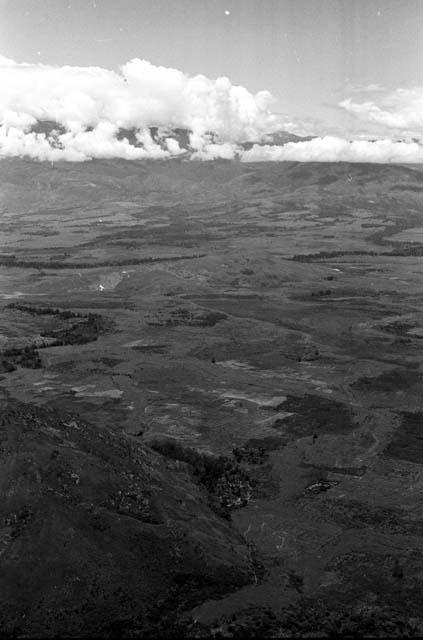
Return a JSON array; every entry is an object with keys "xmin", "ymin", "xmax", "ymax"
[{"xmin": 2, "ymin": 158, "xmax": 423, "ymax": 636}]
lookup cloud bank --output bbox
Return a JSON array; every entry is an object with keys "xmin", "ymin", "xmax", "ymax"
[
  {"xmin": 0, "ymin": 55, "xmax": 277, "ymax": 161},
  {"xmin": 1, "ymin": 55, "xmax": 423, "ymax": 163},
  {"xmin": 243, "ymin": 136, "xmax": 423, "ymax": 163}
]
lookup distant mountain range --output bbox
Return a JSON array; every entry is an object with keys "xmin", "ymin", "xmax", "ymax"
[
  {"xmin": 29, "ymin": 121, "xmax": 315, "ymax": 151},
  {"xmin": 242, "ymin": 130, "xmax": 316, "ymax": 150}
]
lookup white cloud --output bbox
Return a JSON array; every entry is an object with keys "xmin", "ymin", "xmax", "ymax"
[
  {"xmin": 339, "ymin": 87, "xmax": 423, "ymax": 133},
  {"xmin": 191, "ymin": 142, "xmax": 239, "ymax": 160},
  {"xmin": 365, "ymin": 83, "xmax": 385, "ymax": 92},
  {"xmin": 242, "ymin": 136, "xmax": 423, "ymax": 163},
  {"xmin": 0, "ymin": 55, "xmax": 278, "ymax": 161},
  {"xmin": 2, "ymin": 55, "xmax": 423, "ymax": 163},
  {"xmin": 346, "ymin": 83, "xmax": 386, "ymax": 94},
  {"xmin": 164, "ymin": 137, "xmax": 183, "ymax": 155}
]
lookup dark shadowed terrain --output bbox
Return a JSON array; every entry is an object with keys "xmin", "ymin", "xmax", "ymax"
[{"xmin": 2, "ymin": 158, "xmax": 423, "ymax": 636}]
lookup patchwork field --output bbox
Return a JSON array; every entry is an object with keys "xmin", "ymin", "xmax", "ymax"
[{"xmin": 2, "ymin": 158, "xmax": 423, "ymax": 636}]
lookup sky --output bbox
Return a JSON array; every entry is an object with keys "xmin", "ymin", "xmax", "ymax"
[
  {"xmin": 1, "ymin": 0, "xmax": 423, "ymax": 162},
  {"xmin": 2, "ymin": 0, "xmax": 423, "ymax": 132}
]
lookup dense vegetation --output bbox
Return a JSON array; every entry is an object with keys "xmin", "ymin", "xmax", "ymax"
[
  {"xmin": 0, "ymin": 304, "xmax": 114, "ymax": 372},
  {"xmin": 149, "ymin": 439, "xmax": 253, "ymax": 518},
  {"xmin": 0, "ymin": 253, "xmax": 205, "ymax": 269}
]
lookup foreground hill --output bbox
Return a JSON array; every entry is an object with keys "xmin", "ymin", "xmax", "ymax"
[{"xmin": 0, "ymin": 396, "xmax": 253, "ymax": 637}]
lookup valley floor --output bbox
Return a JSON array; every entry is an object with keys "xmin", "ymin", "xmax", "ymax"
[{"xmin": 1, "ymin": 158, "xmax": 423, "ymax": 636}]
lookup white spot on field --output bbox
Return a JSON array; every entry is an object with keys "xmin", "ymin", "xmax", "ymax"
[
  {"xmin": 71, "ymin": 385, "xmax": 123, "ymax": 399},
  {"xmin": 220, "ymin": 391, "xmax": 287, "ymax": 409},
  {"xmin": 218, "ymin": 360, "xmax": 253, "ymax": 370}
]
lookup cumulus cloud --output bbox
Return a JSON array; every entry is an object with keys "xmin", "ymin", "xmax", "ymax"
[
  {"xmin": 0, "ymin": 55, "xmax": 277, "ymax": 161},
  {"xmin": 2, "ymin": 54, "xmax": 423, "ymax": 163}
]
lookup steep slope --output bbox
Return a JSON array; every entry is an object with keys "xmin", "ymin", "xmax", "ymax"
[{"xmin": 0, "ymin": 396, "xmax": 253, "ymax": 637}]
